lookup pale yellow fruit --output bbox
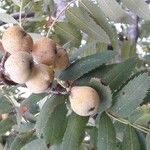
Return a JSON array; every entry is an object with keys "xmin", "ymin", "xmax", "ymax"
[
  {"xmin": 2, "ymin": 26, "xmax": 33, "ymax": 54},
  {"xmin": 4, "ymin": 51, "xmax": 33, "ymax": 83},
  {"xmin": 54, "ymin": 48, "xmax": 70, "ymax": 70},
  {"xmin": 32, "ymin": 37, "xmax": 57, "ymax": 66},
  {"xmin": 26, "ymin": 64, "xmax": 54, "ymax": 93},
  {"xmin": 69, "ymin": 86, "xmax": 100, "ymax": 116}
]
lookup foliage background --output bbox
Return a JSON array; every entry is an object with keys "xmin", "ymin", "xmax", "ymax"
[{"xmin": 0, "ymin": 0, "xmax": 150, "ymax": 150}]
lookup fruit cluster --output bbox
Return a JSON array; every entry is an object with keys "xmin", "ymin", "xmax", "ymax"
[
  {"xmin": 2, "ymin": 26, "xmax": 70, "ymax": 93},
  {"xmin": 1, "ymin": 26, "xmax": 100, "ymax": 117}
]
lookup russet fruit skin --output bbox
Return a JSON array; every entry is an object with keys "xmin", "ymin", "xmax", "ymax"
[
  {"xmin": 32, "ymin": 37, "xmax": 57, "ymax": 66},
  {"xmin": 25, "ymin": 64, "xmax": 54, "ymax": 93},
  {"xmin": 69, "ymin": 86, "xmax": 100, "ymax": 116},
  {"xmin": 4, "ymin": 51, "xmax": 33, "ymax": 84},
  {"xmin": 54, "ymin": 48, "xmax": 70, "ymax": 70},
  {"xmin": 2, "ymin": 26, "xmax": 33, "ymax": 54}
]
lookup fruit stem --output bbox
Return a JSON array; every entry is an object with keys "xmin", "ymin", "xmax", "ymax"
[
  {"xmin": 54, "ymin": 78, "xmax": 75, "ymax": 93},
  {"xmin": 48, "ymin": 89, "xmax": 69, "ymax": 95},
  {"xmin": 19, "ymin": 0, "xmax": 23, "ymax": 27},
  {"xmin": 55, "ymin": 78, "xmax": 68, "ymax": 89},
  {"xmin": 46, "ymin": 0, "xmax": 76, "ymax": 37},
  {"xmin": 106, "ymin": 111, "xmax": 150, "ymax": 134}
]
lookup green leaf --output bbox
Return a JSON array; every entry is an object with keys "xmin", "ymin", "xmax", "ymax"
[
  {"xmin": 10, "ymin": 131, "xmax": 35, "ymax": 150},
  {"xmin": 114, "ymin": 121, "xmax": 125, "ymax": 140},
  {"xmin": 143, "ymin": 54, "xmax": 150, "ymax": 63},
  {"xmin": 72, "ymin": 39, "xmax": 98, "ymax": 58},
  {"xmin": 89, "ymin": 78, "xmax": 112, "ymax": 113},
  {"xmin": 21, "ymin": 139, "xmax": 48, "ymax": 150},
  {"xmin": 0, "ymin": 117, "xmax": 15, "ymax": 135},
  {"xmin": 66, "ymin": 7, "xmax": 109, "ymax": 43},
  {"xmin": 71, "ymin": 38, "xmax": 107, "ymax": 59},
  {"xmin": 12, "ymin": 0, "xmax": 20, "ymax": 6},
  {"xmin": 76, "ymin": 57, "xmax": 136, "ymax": 92},
  {"xmin": 76, "ymin": 64, "xmax": 116, "ymax": 86},
  {"xmin": 59, "ymin": 51, "xmax": 116, "ymax": 80},
  {"xmin": 103, "ymin": 57, "xmax": 137, "ymax": 91},
  {"xmin": 21, "ymin": 93, "xmax": 47, "ymax": 114},
  {"xmin": 62, "ymin": 113, "xmax": 88, "ymax": 150},
  {"xmin": 0, "ymin": 13, "xmax": 19, "ymax": 24},
  {"xmin": 50, "ymin": 144, "xmax": 62, "ymax": 150},
  {"xmin": 97, "ymin": 112, "xmax": 117, "ymax": 150},
  {"xmin": 32, "ymin": 1, "xmax": 43, "ymax": 15},
  {"xmin": 43, "ymin": 0, "xmax": 54, "ymax": 12},
  {"xmin": 79, "ymin": 0, "xmax": 118, "ymax": 49},
  {"xmin": 110, "ymin": 73, "xmax": 150, "ymax": 118},
  {"xmin": 128, "ymin": 105, "xmax": 150, "ymax": 125},
  {"xmin": 146, "ymin": 134, "xmax": 150, "ymax": 150},
  {"xmin": 143, "ymin": 90, "xmax": 150, "ymax": 104},
  {"xmin": 136, "ymin": 131, "xmax": 147, "ymax": 150},
  {"xmin": 86, "ymin": 127, "xmax": 97, "ymax": 148},
  {"xmin": 121, "ymin": 40, "xmax": 132, "ymax": 60},
  {"xmin": 122, "ymin": 0, "xmax": 150, "ymax": 20},
  {"xmin": 36, "ymin": 95, "xmax": 67, "ymax": 145},
  {"xmin": 97, "ymin": 0, "xmax": 131, "ymax": 23},
  {"xmin": 140, "ymin": 21, "xmax": 150, "ymax": 38},
  {"xmin": 121, "ymin": 125, "xmax": 140, "ymax": 150},
  {"xmin": 0, "ymin": 95, "xmax": 13, "ymax": 114},
  {"xmin": 13, "ymin": 122, "xmax": 35, "ymax": 133},
  {"xmin": 55, "ymin": 22, "xmax": 82, "ymax": 47}
]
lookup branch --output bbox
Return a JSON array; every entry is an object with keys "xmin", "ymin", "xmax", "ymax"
[
  {"xmin": 145, "ymin": 0, "xmax": 150, "ymax": 4},
  {"xmin": 0, "ymin": 12, "xmax": 35, "ymax": 26},
  {"xmin": 106, "ymin": 111, "xmax": 150, "ymax": 134},
  {"xmin": 12, "ymin": 11, "xmax": 35, "ymax": 20},
  {"xmin": 46, "ymin": 0, "xmax": 76, "ymax": 37}
]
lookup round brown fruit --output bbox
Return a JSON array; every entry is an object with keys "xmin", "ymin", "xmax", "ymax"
[
  {"xmin": 25, "ymin": 64, "xmax": 54, "ymax": 93},
  {"xmin": 69, "ymin": 86, "xmax": 100, "ymax": 116},
  {"xmin": 4, "ymin": 51, "xmax": 33, "ymax": 83},
  {"xmin": 32, "ymin": 37, "xmax": 57, "ymax": 66},
  {"xmin": 54, "ymin": 48, "xmax": 70, "ymax": 70},
  {"xmin": 2, "ymin": 26, "xmax": 33, "ymax": 54}
]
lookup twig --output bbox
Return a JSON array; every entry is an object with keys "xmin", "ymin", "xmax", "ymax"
[
  {"xmin": 106, "ymin": 111, "xmax": 150, "ymax": 134},
  {"xmin": 19, "ymin": 0, "xmax": 23, "ymax": 27},
  {"xmin": 47, "ymin": 87, "xmax": 69, "ymax": 95},
  {"xmin": 13, "ymin": 12, "xmax": 35, "ymax": 20},
  {"xmin": 48, "ymin": 90, "xmax": 69, "ymax": 95},
  {"xmin": 46, "ymin": 0, "xmax": 76, "ymax": 37}
]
